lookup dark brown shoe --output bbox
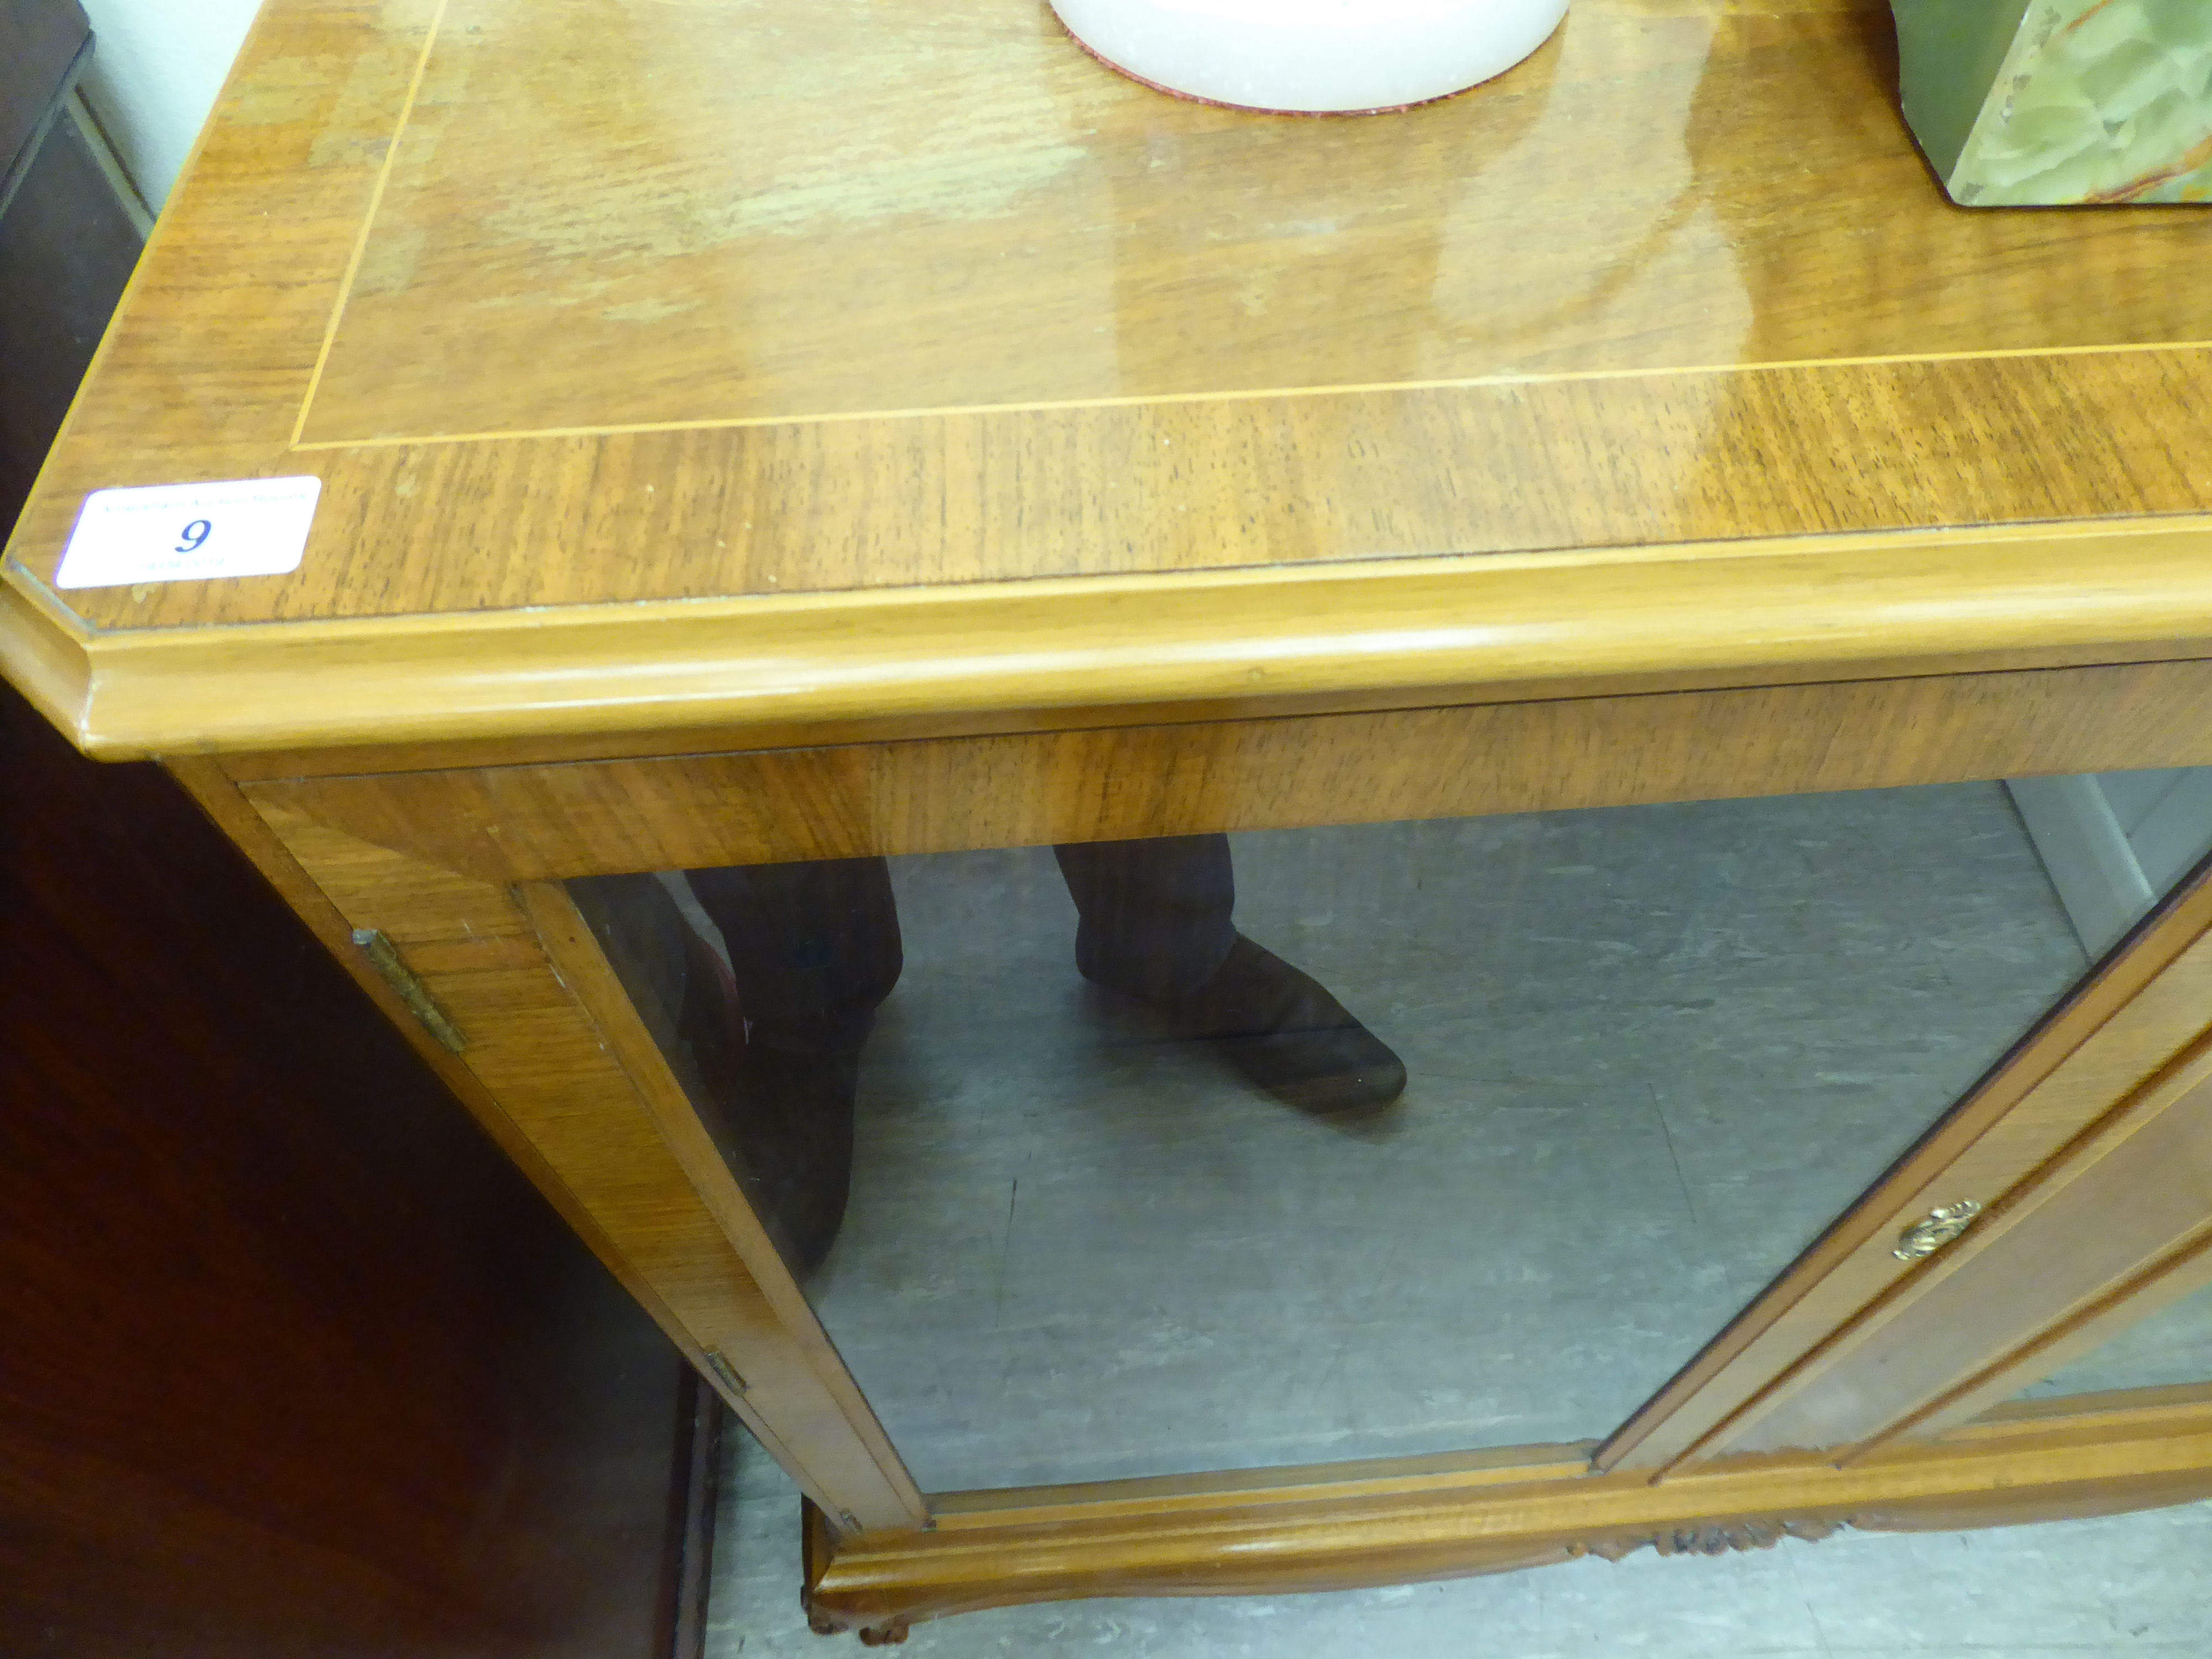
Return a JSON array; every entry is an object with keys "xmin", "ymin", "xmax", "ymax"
[{"xmin": 1155, "ymin": 935, "xmax": 1406, "ymax": 1118}]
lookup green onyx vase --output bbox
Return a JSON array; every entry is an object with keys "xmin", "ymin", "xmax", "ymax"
[{"xmin": 1890, "ymin": 0, "xmax": 2212, "ymax": 205}]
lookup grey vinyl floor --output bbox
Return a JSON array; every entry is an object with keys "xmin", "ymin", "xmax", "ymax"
[
  {"xmin": 703, "ymin": 781, "xmax": 2212, "ymax": 1655},
  {"xmin": 798, "ymin": 784, "xmax": 2098, "ymax": 1494}
]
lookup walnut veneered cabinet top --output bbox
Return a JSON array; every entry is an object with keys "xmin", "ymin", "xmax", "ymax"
[{"xmin": 5, "ymin": 0, "xmax": 2212, "ymax": 759}]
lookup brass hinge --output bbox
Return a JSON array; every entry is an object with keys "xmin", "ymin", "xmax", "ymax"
[
  {"xmin": 352, "ymin": 928, "xmax": 466, "ymax": 1053},
  {"xmin": 701, "ymin": 1348, "xmax": 749, "ymax": 1400}
]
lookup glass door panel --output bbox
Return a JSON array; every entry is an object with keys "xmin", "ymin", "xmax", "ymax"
[
  {"xmin": 1991, "ymin": 766, "xmax": 2212, "ymax": 1408},
  {"xmin": 2013, "ymin": 1277, "xmax": 2212, "ymax": 1404},
  {"xmin": 566, "ymin": 771, "xmax": 2142, "ymax": 1492}
]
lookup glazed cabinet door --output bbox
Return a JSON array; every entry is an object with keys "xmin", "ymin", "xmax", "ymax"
[{"xmin": 208, "ymin": 676, "xmax": 2212, "ymax": 1547}]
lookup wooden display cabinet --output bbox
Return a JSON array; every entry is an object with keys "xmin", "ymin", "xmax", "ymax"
[{"xmin": 8, "ymin": 0, "xmax": 2212, "ymax": 1640}]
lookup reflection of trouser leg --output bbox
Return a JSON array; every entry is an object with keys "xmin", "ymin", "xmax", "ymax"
[
  {"xmin": 684, "ymin": 834, "xmax": 1396, "ymax": 1128},
  {"xmin": 687, "ymin": 837, "xmax": 1235, "ymax": 1040},
  {"xmin": 1054, "ymin": 833, "xmax": 1237, "ymax": 1003},
  {"xmin": 684, "ymin": 855, "xmax": 901, "ymax": 1053}
]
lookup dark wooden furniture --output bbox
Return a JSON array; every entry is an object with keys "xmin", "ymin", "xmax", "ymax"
[
  {"xmin": 0, "ymin": 0, "xmax": 134, "ymax": 528},
  {"xmin": 1, "ymin": 672, "xmax": 716, "ymax": 1657}
]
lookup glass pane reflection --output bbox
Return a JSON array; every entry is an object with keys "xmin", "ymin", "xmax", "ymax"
[{"xmin": 568, "ymin": 778, "xmax": 2134, "ymax": 1490}]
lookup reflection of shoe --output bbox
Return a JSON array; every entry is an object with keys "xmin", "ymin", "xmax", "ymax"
[
  {"xmin": 1157, "ymin": 935, "xmax": 1406, "ymax": 1118},
  {"xmin": 679, "ymin": 931, "xmax": 856, "ymax": 1273}
]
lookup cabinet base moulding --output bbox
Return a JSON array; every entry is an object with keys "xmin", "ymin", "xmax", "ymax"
[{"xmin": 801, "ymin": 1389, "xmax": 2212, "ymax": 1635}]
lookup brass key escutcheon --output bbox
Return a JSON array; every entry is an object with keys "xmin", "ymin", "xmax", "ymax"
[{"xmin": 1892, "ymin": 1199, "xmax": 1984, "ymax": 1261}]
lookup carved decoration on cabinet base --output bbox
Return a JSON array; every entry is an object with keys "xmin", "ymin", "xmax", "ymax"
[{"xmin": 1582, "ymin": 1515, "xmax": 1843, "ymax": 1561}]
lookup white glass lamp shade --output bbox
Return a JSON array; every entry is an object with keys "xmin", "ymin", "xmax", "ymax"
[{"xmin": 1049, "ymin": 0, "xmax": 1570, "ymax": 113}]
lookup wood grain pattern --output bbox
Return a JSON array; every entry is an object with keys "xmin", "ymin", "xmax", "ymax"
[
  {"xmin": 4, "ymin": 0, "xmax": 2212, "ymax": 754},
  {"xmin": 165, "ymin": 754, "xmax": 690, "ymax": 1322},
  {"xmin": 802, "ymin": 1391, "xmax": 2212, "ymax": 1634},
  {"xmin": 242, "ymin": 657, "xmax": 2212, "ymax": 880},
  {"xmin": 13, "ymin": 0, "xmax": 428, "ymax": 489},
  {"xmin": 247, "ymin": 800, "xmax": 926, "ymax": 1532},
  {"xmin": 296, "ymin": 0, "xmax": 2212, "ymax": 440},
  {"xmin": 18, "ymin": 351, "xmax": 2212, "ymax": 639}
]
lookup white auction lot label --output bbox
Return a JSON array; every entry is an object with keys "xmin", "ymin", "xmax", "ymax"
[{"xmin": 54, "ymin": 476, "xmax": 322, "ymax": 589}]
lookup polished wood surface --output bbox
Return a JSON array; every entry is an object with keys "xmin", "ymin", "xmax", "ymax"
[
  {"xmin": 28, "ymin": 351, "xmax": 2212, "ymax": 632},
  {"xmin": 803, "ymin": 1389, "xmax": 2212, "ymax": 1637},
  {"xmin": 242, "ymin": 657, "xmax": 2212, "ymax": 879},
  {"xmin": 297, "ymin": 0, "xmax": 2212, "ymax": 439},
  {"xmin": 0, "ymin": 679, "xmax": 703, "ymax": 1658},
  {"xmin": 19, "ymin": 519, "xmax": 2212, "ymax": 759},
  {"xmin": 4, "ymin": 0, "xmax": 2212, "ymax": 755}
]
